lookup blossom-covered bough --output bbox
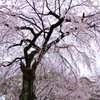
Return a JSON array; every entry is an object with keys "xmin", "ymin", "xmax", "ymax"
[{"xmin": 0, "ymin": 0, "xmax": 100, "ymax": 100}]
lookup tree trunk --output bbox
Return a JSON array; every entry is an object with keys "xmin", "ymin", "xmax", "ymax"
[
  {"xmin": 19, "ymin": 75, "xmax": 36, "ymax": 100},
  {"xmin": 19, "ymin": 61, "xmax": 37, "ymax": 100}
]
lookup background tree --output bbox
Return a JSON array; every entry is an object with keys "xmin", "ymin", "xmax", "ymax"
[{"xmin": 0, "ymin": 0, "xmax": 100, "ymax": 100}]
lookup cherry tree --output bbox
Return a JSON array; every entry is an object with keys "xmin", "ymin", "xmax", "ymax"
[{"xmin": 0, "ymin": 0, "xmax": 100, "ymax": 100}]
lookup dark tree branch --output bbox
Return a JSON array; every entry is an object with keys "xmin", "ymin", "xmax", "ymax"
[
  {"xmin": 19, "ymin": 16, "xmax": 42, "ymax": 30},
  {"xmin": 36, "ymin": 31, "xmax": 69, "ymax": 64},
  {"xmin": 68, "ymin": 0, "xmax": 73, "ymax": 10},
  {"xmin": 81, "ymin": 13, "xmax": 95, "ymax": 22},
  {"xmin": 45, "ymin": 0, "xmax": 60, "ymax": 19},
  {"xmin": 4, "ymin": 22, "xmax": 37, "ymax": 36},
  {"xmin": 34, "ymin": 11, "xmax": 60, "ymax": 19},
  {"xmin": 23, "ymin": 30, "xmax": 42, "ymax": 67},
  {"xmin": 16, "ymin": 26, "xmax": 35, "ymax": 36},
  {"xmin": 45, "ymin": 0, "xmax": 51, "ymax": 11},
  {"xmin": 66, "ymin": 18, "xmax": 71, "ymax": 22},
  {"xmin": 44, "ymin": 17, "xmax": 64, "ymax": 45},
  {"xmin": 26, "ymin": 0, "xmax": 45, "ymax": 30},
  {"xmin": 45, "ymin": 31, "xmax": 70, "ymax": 52},
  {"xmin": 55, "ymin": 31, "xmax": 70, "ymax": 43},
  {"xmin": 8, "ymin": 39, "xmax": 31, "ymax": 49},
  {"xmin": 48, "ymin": 11, "xmax": 60, "ymax": 19},
  {"xmin": 3, "ymin": 57, "xmax": 25, "ymax": 67},
  {"xmin": 34, "ymin": 18, "xmax": 65, "ymax": 63}
]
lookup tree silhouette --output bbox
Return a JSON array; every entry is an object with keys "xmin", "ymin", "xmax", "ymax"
[{"xmin": 0, "ymin": 0, "xmax": 100, "ymax": 100}]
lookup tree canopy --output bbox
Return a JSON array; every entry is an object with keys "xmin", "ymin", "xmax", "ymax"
[{"xmin": 0, "ymin": 0, "xmax": 100, "ymax": 100}]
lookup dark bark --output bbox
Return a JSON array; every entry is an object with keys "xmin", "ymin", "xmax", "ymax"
[
  {"xmin": 19, "ymin": 75, "xmax": 36, "ymax": 100},
  {"xmin": 19, "ymin": 63, "xmax": 37, "ymax": 100}
]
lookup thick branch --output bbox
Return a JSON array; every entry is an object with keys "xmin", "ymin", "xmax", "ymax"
[
  {"xmin": 4, "ymin": 22, "xmax": 37, "ymax": 36},
  {"xmin": 44, "ymin": 17, "xmax": 64, "ymax": 45},
  {"xmin": 16, "ymin": 26, "xmax": 35, "ymax": 36},
  {"xmin": 48, "ymin": 11, "xmax": 60, "ymax": 19},
  {"xmin": 8, "ymin": 39, "xmax": 31, "ymax": 49},
  {"xmin": 43, "ymin": 31, "xmax": 70, "ymax": 54},
  {"xmin": 24, "ymin": 32, "xmax": 41, "ymax": 67},
  {"xmin": 36, "ymin": 18, "xmax": 65, "ymax": 63}
]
